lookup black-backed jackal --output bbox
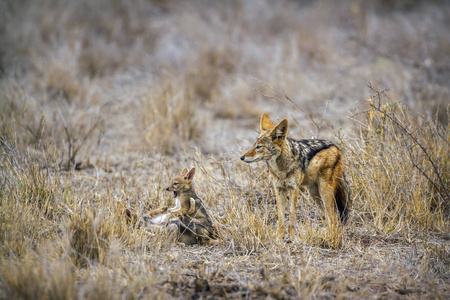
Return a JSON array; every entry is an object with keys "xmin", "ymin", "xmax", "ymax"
[
  {"xmin": 240, "ymin": 113, "xmax": 350, "ymax": 236},
  {"xmin": 126, "ymin": 168, "xmax": 218, "ymax": 245}
]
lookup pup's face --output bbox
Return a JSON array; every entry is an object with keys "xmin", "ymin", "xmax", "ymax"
[{"xmin": 166, "ymin": 168, "xmax": 195, "ymax": 198}]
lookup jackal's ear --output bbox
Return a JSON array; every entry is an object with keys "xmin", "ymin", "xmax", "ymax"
[
  {"xmin": 185, "ymin": 168, "xmax": 196, "ymax": 180},
  {"xmin": 260, "ymin": 113, "xmax": 275, "ymax": 132},
  {"xmin": 125, "ymin": 208, "xmax": 134, "ymax": 218},
  {"xmin": 271, "ymin": 119, "xmax": 288, "ymax": 141},
  {"xmin": 181, "ymin": 168, "xmax": 188, "ymax": 175}
]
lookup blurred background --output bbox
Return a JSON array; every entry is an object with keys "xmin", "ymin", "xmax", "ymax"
[{"xmin": 1, "ymin": 0, "xmax": 449, "ymax": 161}]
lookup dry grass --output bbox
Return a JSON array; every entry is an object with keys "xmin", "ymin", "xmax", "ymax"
[
  {"xmin": 138, "ymin": 78, "xmax": 205, "ymax": 154},
  {"xmin": 347, "ymin": 86, "xmax": 449, "ymax": 235},
  {"xmin": 1, "ymin": 0, "xmax": 450, "ymax": 298}
]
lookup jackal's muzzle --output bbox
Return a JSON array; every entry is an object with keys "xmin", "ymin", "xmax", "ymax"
[{"xmin": 240, "ymin": 155, "xmax": 261, "ymax": 163}]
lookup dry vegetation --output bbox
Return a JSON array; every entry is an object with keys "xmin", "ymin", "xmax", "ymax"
[{"xmin": 1, "ymin": 0, "xmax": 449, "ymax": 298}]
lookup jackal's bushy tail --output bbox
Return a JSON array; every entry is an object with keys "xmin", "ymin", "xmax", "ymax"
[{"xmin": 336, "ymin": 176, "xmax": 351, "ymax": 224}]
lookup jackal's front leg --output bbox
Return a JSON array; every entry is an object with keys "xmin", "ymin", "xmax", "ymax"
[
  {"xmin": 170, "ymin": 198, "xmax": 196, "ymax": 219},
  {"xmin": 275, "ymin": 187, "xmax": 287, "ymax": 237},
  {"xmin": 187, "ymin": 198, "xmax": 196, "ymax": 214},
  {"xmin": 288, "ymin": 187, "xmax": 299, "ymax": 236},
  {"xmin": 148, "ymin": 206, "xmax": 168, "ymax": 217}
]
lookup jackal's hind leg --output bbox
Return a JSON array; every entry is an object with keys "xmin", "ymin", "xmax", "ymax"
[
  {"xmin": 309, "ymin": 184, "xmax": 324, "ymax": 212},
  {"xmin": 180, "ymin": 213, "xmax": 201, "ymax": 224},
  {"xmin": 318, "ymin": 180, "xmax": 338, "ymax": 229}
]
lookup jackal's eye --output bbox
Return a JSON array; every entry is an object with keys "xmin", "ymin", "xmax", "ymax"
[
  {"xmin": 173, "ymin": 182, "xmax": 178, "ymax": 186},
  {"xmin": 255, "ymin": 145, "xmax": 262, "ymax": 150}
]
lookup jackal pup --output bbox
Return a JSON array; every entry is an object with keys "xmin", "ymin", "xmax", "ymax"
[
  {"xmin": 240, "ymin": 113, "xmax": 350, "ymax": 236},
  {"xmin": 126, "ymin": 168, "xmax": 218, "ymax": 245}
]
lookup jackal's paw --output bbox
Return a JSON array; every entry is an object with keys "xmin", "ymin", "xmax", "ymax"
[
  {"xmin": 288, "ymin": 225, "xmax": 295, "ymax": 236},
  {"xmin": 288, "ymin": 223, "xmax": 299, "ymax": 236},
  {"xmin": 282, "ymin": 235, "xmax": 294, "ymax": 243},
  {"xmin": 277, "ymin": 225, "xmax": 286, "ymax": 238},
  {"xmin": 205, "ymin": 239, "xmax": 220, "ymax": 246}
]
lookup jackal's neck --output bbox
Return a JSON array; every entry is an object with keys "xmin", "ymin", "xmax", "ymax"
[
  {"xmin": 280, "ymin": 139, "xmax": 292, "ymax": 157},
  {"xmin": 178, "ymin": 188, "xmax": 197, "ymax": 200},
  {"xmin": 267, "ymin": 140, "xmax": 296, "ymax": 175}
]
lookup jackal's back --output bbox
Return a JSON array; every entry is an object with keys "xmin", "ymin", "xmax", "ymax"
[{"xmin": 287, "ymin": 138, "xmax": 335, "ymax": 172}]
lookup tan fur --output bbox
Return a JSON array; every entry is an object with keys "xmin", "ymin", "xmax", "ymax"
[
  {"xmin": 125, "ymin": 168, "xmax": 218, "ymax": 245},
  {"xmin": 241, "ymin": 113, "xmax": 350, "ymax": 237},
  {"xmin": 165, "ymin": 168, "xmax": 197, "ymax": 218}
]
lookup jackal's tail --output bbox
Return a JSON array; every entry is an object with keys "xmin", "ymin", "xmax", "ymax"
[{"xmin": 335, "ymin": 176, "xmax": 351, "ymax": 224}]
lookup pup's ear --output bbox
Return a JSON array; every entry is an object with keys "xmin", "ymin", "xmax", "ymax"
[
  {"xmin": 125, "ymin": 208, "xmax": 134, "ymax": 218},
  {"xmin": 181, "ymin": 168, "xmax": 188, "ymax": 175},
  {"xmin": 260, "ymin": 113, "xmax": 275, "ymax": 133},
  {"xmin": 184, "ymin": 168, "xmax": 196, "ymax": 180},
  {"xmin": 271, "ymin": 119, "xmax": 288, "ymax": 141}
]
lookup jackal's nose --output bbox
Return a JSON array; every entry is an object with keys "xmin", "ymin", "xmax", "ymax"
[
  {"xmin": 240, "ymin": 156, "xmax": 245, "ymax": 161},
  {"xmin": 166, "ymin": 187, "xmax": 170, "ymax": 191}
]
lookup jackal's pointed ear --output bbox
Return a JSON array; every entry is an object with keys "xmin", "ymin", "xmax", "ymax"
[
  {"xmin": 271, "ymin": 119, "xmax": 288, "ymax": 141},
  {"xmin": 260, "ymin": 113, "xmax": 275, "ymax": 133},
  {"xmin": 125, "ymin": 208, "xmax": 134, "ymax": 218},
  {"xmin": 181, "ymin": 168, "xmax": 188, "ymax": 176},
  {"xmin": 185, "ymin": 168, "xmax": 195, "ymax": 180}
]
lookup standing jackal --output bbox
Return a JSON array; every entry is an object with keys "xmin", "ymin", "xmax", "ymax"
[{"xmin": 240, "ymin": 113, "xmax": 350, "ymax": 236}]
